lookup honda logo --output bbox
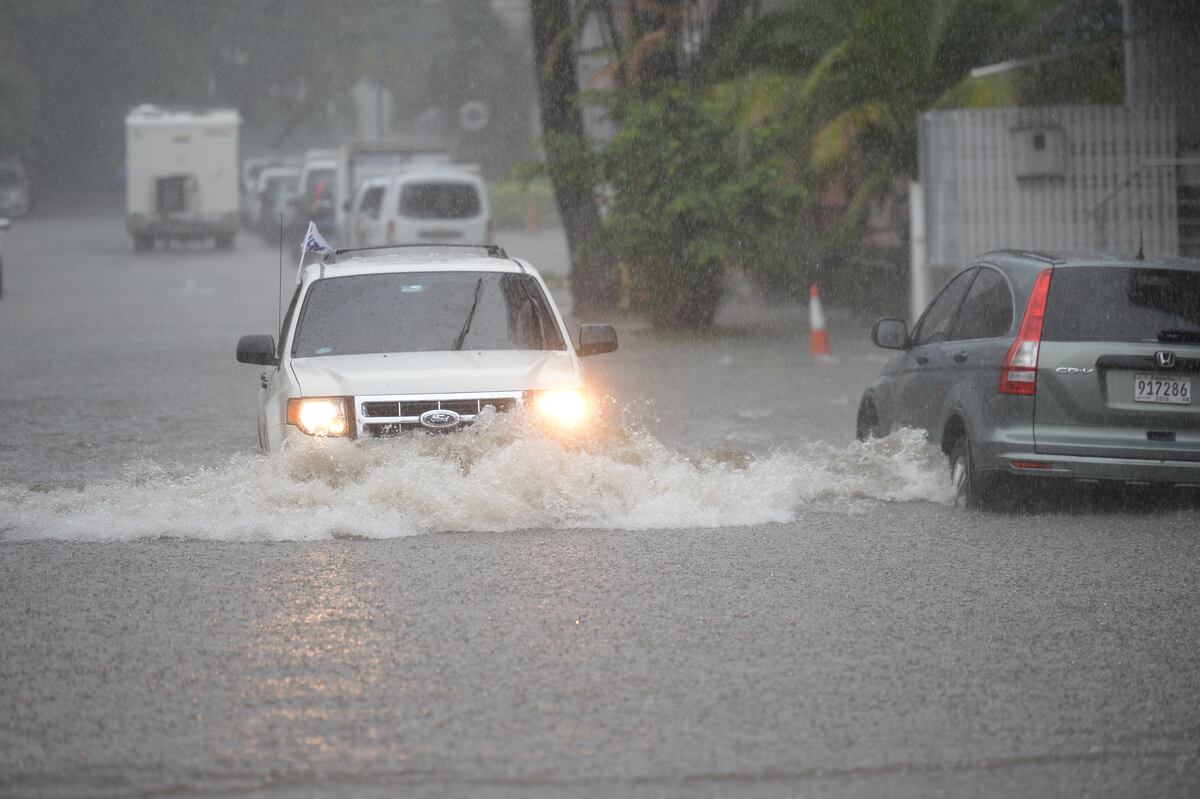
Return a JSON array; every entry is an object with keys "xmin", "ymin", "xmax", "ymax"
[{"xmin": 1155, "ymin": 351, "xmax": 1176, "ymax": 368}]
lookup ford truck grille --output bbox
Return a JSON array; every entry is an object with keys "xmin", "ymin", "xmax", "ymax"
[{"xmin": 356, "ymin": 392, "xmax": 522, "ymax": 437}]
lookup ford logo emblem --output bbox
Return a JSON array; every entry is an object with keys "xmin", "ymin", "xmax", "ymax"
[{"xmin": 419, "ymin": 409, "xmax": 461, "ymax": 430}]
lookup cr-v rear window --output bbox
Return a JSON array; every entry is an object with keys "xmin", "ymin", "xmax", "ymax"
[
  {"xmin": 398, "ymin": 182, "xmax": 481, "ymax": 219},
  {"xmin": 1041, "ymin": 267, "xmax": 1200, "ymax": 343}
]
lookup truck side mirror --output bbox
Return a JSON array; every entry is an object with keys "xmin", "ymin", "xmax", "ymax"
[
  {"xmin": 577, "ymin": 324, "xmax": 618, "ymax": 357},
  {"xmin": 237, "ymin": 334, "xmax": 278, "ymax": 365}
]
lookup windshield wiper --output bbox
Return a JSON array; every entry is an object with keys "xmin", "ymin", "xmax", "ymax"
[
  {"xmin": 1157, "ymin": 328, "xmax": 1200, "ymax": 344},
  {"xmin": 452, "ymin": 277, "xmax": 485, "ymax": 351}
]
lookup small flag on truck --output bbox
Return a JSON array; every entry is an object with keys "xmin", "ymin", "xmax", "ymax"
[{"xmin": 297, "ymin": 222, "xmax": 333, "ymax": 280}]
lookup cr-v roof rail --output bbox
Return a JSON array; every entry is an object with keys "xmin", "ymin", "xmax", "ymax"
[
  {"xmin": 1017, "ymin": 250, "xmax": 1066, "ymax": 264},
  {"xmin": 981, "ymin": 249, "xmax": 1063, "ymax": 265},
  {"xmin": 334, "ymin": 243, "xmax": 509, "ymax": 259}
]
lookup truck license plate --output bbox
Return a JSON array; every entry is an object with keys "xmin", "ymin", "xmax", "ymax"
[{"xmin": 1134, "ymin": 374, "xmax": 1191, "ymax": 405}]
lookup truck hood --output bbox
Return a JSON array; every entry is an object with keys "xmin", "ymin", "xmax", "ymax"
[{"xmin": 289, "ymin": 350, "xmax": 581, "ymax": 397}]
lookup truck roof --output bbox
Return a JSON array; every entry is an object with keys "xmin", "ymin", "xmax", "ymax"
[{"xmin": 125, "ymin": 105, "xmax": 241, "ymax": 127}]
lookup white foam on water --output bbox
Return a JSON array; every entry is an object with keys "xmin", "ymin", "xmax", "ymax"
[{"xmin": 0, "ymin": 414, "xmax": 952, "ymax": 542}]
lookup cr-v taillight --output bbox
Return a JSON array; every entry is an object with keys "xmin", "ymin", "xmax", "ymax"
[
  {"xmin": 999, "ymin": 268, "xmax": 1053, "ymax": 395},
  {"xmin": 386, "ymin": 219, "xmax": 395, "ymax": 244}
]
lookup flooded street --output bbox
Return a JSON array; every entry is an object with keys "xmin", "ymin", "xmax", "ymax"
[{"xmin": 2, "ymin": 219, "xmax": 1199, "ymax": 797}]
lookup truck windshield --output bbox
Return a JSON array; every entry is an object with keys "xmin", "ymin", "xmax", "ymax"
[
  {"xmin": 1041, "ymin": 267, "xmax": 1200, "ymax": 343},
  {"xmin": 291, "ymin": 271, "xmax": 566, "ymax": 357}
]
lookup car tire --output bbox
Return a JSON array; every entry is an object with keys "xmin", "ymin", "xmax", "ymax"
[
  {"xmin": 215, "ymin": 234, "xmax": 235, "ymax": 251},
  {"xmin": 949, "ymin": 436, "xmax": 1000, "ymax": 510},
  {"xmin": 0, "ymin": 256, "xmax": 4, "ymax": 296},
  {"xmin": 133, "ymin": 235, "xmax": 154, "ymax": 253},
  {"xmin": 856, "ymin": 398, "xmax": 883, "ymax": 441}
]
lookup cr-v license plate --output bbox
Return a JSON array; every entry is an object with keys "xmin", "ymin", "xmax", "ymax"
[{"xmin": 1134, "ymin": 374, "xmax": 1192, "ymax": 404}]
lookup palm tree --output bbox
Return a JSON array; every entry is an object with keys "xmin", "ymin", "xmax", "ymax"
[{"xmin": 724, "ymin": 0, "xmax": 1046, "ymax": 235}]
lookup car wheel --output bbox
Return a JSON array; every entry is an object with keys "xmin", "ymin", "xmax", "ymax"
[
  {"xmin": 133, "ymin": 235, "xmax": 154, "ymax": 253},
  {"xmin": 0, "ymin": 256, "xmax": 4, "ymax": 296},
  {"xmin": 949, "ymin": 436, "xmax": 1000, "ymax": 510},
  {"xmin": 215, "ymin": 234, "xmax": 235, "ymax": 251},
  {"xmin": 856, "ymin": 398, "xmax": 883, "ymax": 441}
]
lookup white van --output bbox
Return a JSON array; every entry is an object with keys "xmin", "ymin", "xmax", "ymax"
[
  {"xmin": 356, "ymin": 168, "xmax": 491, "ymax": 248},
  {"xmin": 329, "ymin": 140, "xmax": 453, "ymax": 241},
  {"xmin": 125, "ymin": 105, "xmax": 241, "ymax": 251},
  {"xmin": 346, "ymin": 176, "xmax": 390, "ymax": 248}
]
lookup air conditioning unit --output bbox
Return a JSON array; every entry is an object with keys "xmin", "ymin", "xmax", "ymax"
[{"xmin": 1012, "ymin": 127, "xmax": 1066, "ymax": 179}]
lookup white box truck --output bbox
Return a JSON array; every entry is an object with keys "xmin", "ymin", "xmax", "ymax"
[{"xmin": 125, "ymin": 105, "xmax": 241, "ymax": 251}]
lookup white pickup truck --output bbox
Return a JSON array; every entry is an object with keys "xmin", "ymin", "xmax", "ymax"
[{"xmin": 235, "ymin": 244, "xmax": 618, "ymax": 452}]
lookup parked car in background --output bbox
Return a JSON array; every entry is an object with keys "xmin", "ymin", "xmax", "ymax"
[
  {"xmin": 858, "ymin": 251, "xmax": 1200, "ymax": 508},
  {"xmin": 354, "ymin": 167, "xmax": 491, "ymax": 248},
  {"xmin": 292, "ymin": 150, "xmax": 339, "ymax": 241},
  {"xmin": 0, "ymin": 159, "xmax": 30, "ymax": 218},
  {"xmin": 235, "ymin": 244, "xmax": 618, "ymax": 453},
  {"xmin": 252, "ymin": 165, "xmax": 302, "ymax": 238},
  {"xmin": 239, "ymin": 156, "xmax": 274, "ymax": 224},
  {"xmin": 0, "ymin": 217, "xmax": 10, "ymax": 295}
]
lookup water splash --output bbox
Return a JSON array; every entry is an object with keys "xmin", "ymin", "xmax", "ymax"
[{"xmin": 0, "ymin": 415, "xmax": 951, "ymax": 542}]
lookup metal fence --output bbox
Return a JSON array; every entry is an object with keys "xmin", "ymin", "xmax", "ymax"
[{"xmin": 919, "ymin": 105, "xmax": 1179, "ymax": 269}]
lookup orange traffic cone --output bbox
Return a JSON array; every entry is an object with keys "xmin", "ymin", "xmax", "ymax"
[{"xmin": 809, "ymin": 283, "xmax": 834, "ymax": 361}]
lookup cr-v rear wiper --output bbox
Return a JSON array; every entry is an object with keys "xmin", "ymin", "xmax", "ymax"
[{"xmin": 1157, "ymin": 329, "xmax": 1200, "ymax": 344}]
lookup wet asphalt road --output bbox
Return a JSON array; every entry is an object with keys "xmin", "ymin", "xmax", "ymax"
[{"xmin": 1, "ymin": 217, "xmax": 1199, "ymax": 797}]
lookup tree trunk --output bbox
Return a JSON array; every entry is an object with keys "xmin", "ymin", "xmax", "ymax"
[
  {"xmin": 530, "ymin": 0, "xmax": 619, "ymax": 317},
  {"xmin": 694, "ymin": 0, "xmax": 754, "ymax": 82}
]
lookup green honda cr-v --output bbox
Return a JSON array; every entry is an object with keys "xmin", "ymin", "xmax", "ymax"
[{"xmin": 857, "ymin": 251, "xmax": 1200, "ymax": 508}]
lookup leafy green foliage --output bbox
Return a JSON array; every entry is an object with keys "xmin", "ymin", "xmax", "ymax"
[
  {"xmin": 603, "ymin": 86, "xmax": 796, "ymax": 328},
  {"xmin": 619, "ymin": 0, "xmax": 1126, "ymax": 320}
]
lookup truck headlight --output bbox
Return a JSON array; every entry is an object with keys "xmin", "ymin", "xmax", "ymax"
[
  {"xmin": 531, "ymin": 389, "xmax": 588, "ymax": 428},
  {"xmin": 287, "ymin": 397, "xmax": 349, "ymax": 437}
]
